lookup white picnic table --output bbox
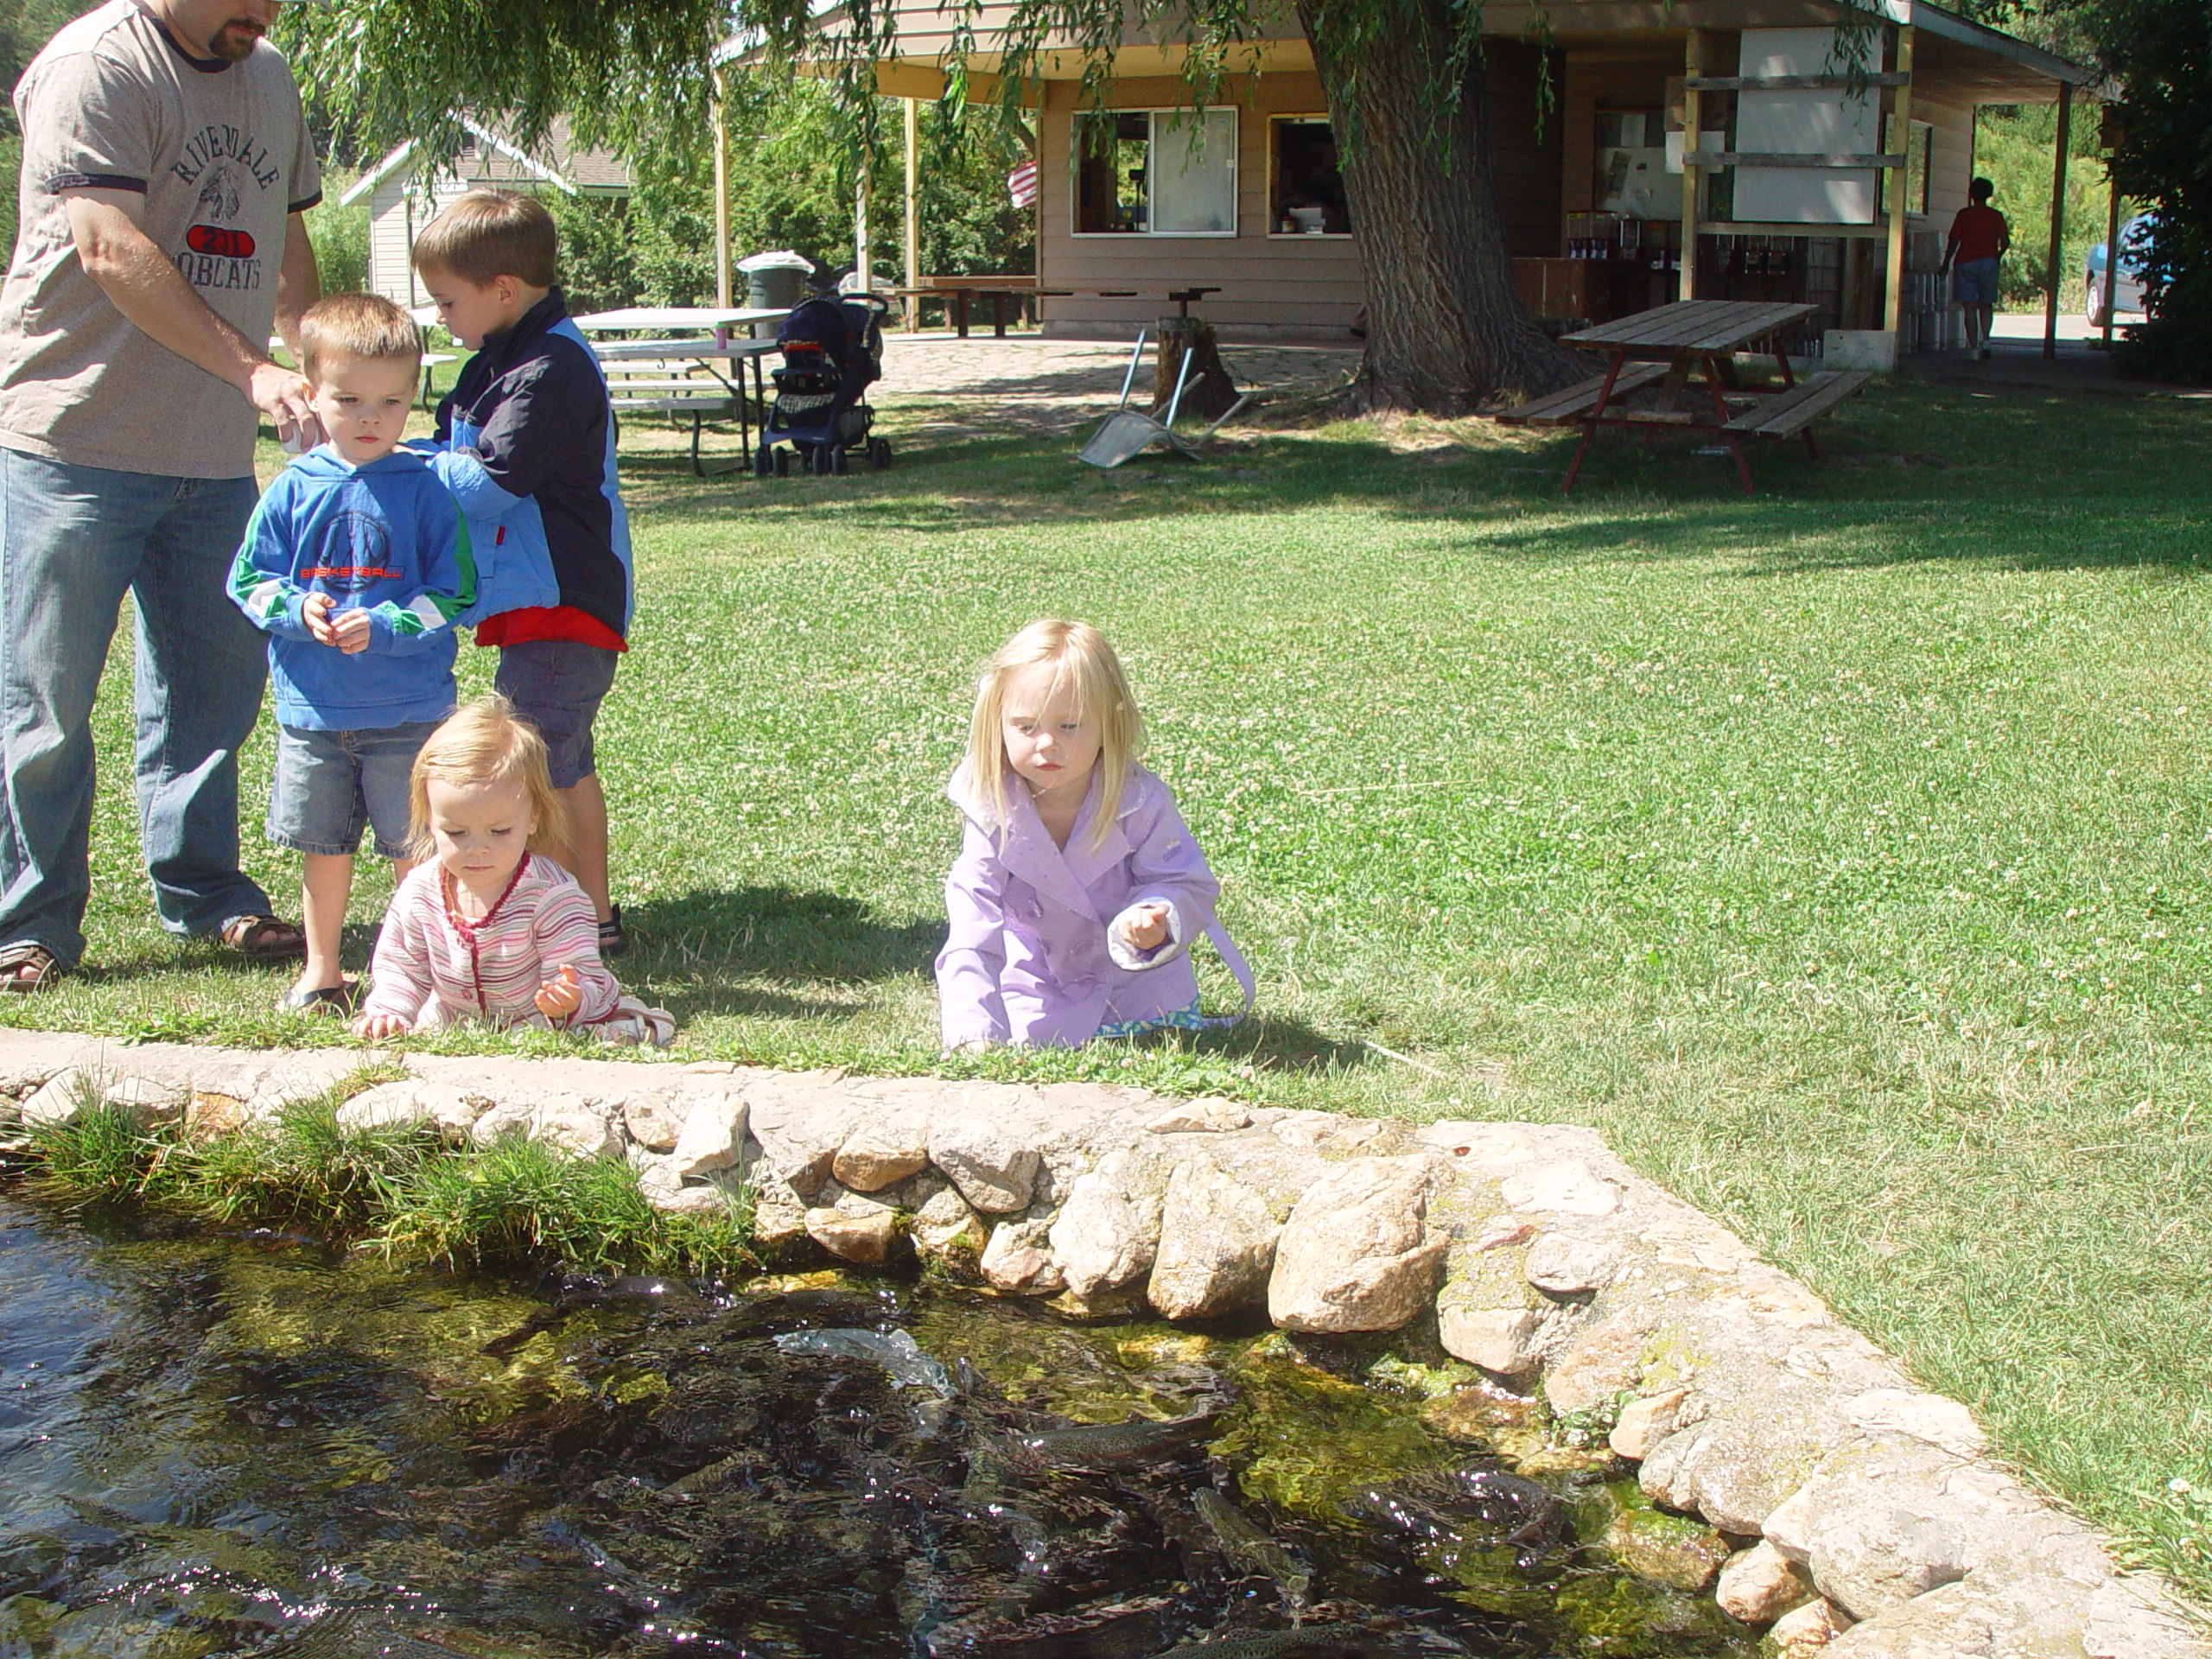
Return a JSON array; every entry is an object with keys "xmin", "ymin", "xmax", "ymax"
[{"xmin": 571, "ymin": 308, "xmax": 791, "ymax": 476}]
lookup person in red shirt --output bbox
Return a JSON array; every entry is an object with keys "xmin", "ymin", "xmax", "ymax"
[{"xmin": 1943, "ymin": 176, "xmax": 2011, "ymax": 361}]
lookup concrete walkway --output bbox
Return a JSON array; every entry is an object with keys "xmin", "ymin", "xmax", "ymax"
[{"xmin": 1903, "ymin": 311, "xmax": 2210, "ymax": 397}]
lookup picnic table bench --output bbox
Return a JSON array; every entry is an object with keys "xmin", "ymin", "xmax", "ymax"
[
  {"xmin": 574, "ymin": 308, "xmax": 789, "ymax": 477},
  {"xmin": 1497, "ymin": 300, "xmax": 1869, "ymax": 495}
]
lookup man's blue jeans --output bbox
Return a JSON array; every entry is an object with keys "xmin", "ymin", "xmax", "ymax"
[{"xmin": 0, "ymin": 448, "xmax": 274, "ymax": 969}]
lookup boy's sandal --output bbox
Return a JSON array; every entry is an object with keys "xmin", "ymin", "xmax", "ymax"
[
  {"xmin": 597, "ymin": 905, "xmax": 628, "ymax": 960},
  {"xmin": 0, "ymin": 942, "xmax": 65, "ymax": 995},
  {"xmin": 276, "ymin": 981, "xmax": 355, "ymax": 1016},
  {"xmin": 219, "ymin": 914, "xmax": 308, "ymax": 961}
]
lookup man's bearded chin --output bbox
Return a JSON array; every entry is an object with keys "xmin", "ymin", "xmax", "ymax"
[{"xmin": 208, "ymin": 17, "xmax": 264, "ymax": 60}]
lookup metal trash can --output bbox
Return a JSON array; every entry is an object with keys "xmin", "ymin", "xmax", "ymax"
[{"xmin": 737, "ymin": 251, "xmax": 815, "ymax": 334}]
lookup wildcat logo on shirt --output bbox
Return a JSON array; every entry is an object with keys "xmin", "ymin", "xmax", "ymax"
[
  {"xmin": 171, "ymin": 129, "xmax": 276, "ymax": 293},
  {"xmin": 304, "ymin": 513, "xmax": 399, "ymax": 595}
]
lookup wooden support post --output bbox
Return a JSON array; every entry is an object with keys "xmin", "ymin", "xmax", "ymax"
[
  {"xmin": 903, "ymin": 98, "xmax": 921, "ymax": 323},
  {"xmin": 2099, "ymin": 108, "xmax": 2122, "ymax": 348},
  {"xmin": 856, "ymin": 166, "xmax": 872, "ymax": 294},
  {"xmin": 2044, "ymin": 79, "xmax": 2071, "ymax": 359},
  {"xmin": 1882, "ymin": 26, "xmax": 1915, "ymax": 339},
  {"xmin": 712, "ymin": 67, "xmax": 732, "ymax": 308},
  {"xmin": 1681, "ymin": 29, "xmax": 1706, "ymax": 301}
]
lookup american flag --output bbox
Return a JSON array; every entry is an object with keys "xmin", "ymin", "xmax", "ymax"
[{"xmin": 1007, "ymin": 159, "xmax": 1039, "ymax": 208}]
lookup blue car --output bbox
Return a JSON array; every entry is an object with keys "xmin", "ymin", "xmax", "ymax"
[{"xmin": 2086, "ymin": 213, "xmax": 2158, "ymax": 325}]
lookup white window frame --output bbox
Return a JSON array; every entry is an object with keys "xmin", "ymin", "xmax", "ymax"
[
  {"xmin": 1070, "ymin": 107, "xmax": 1240, "ymax": 239},
  {"xmin": 1268, "ymin": 112, "xmax": 1353, "ymax": 239}
]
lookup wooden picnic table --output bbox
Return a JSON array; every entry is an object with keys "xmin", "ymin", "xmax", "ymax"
[
  {"xmin": 893, "ymin": 276, "xmax": 1037, "ymax": 339},
  {"xmin": 1504, "ymin": 300, "xmax": 1869, "ymax": 496}
]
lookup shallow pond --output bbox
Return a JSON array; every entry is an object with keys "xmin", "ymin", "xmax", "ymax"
[{"xmin": 0, "ymin": 1190, "xmax": 1759, "ymax": 1658}]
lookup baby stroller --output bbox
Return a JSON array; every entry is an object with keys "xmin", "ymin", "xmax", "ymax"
[{"xmin": 756, "ymin": 290, "xmax": 892, "ymax": 476}]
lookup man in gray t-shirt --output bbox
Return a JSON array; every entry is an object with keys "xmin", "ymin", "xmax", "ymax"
[{"xmin": 0, "ymin": 0, "xmax": 326, "ymax": 989}]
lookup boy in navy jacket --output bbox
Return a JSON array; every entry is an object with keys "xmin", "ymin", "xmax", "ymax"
[
  {"xmin": 230, "ymin": 294, "xmax": 475, "ymax": 1014},
  {"xmin": 413, "ymin": 189, "xmax": 635, "ymax": 957}
]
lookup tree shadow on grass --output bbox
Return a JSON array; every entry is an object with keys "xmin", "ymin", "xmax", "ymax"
[{"xmin": 608, "ymin": 886, "xmax": 940, "ymax": 1026}]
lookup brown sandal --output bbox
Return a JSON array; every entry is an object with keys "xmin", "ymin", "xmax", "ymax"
[
  {"xmin": 218, "ymin": 914, "xmax": 307, "ymax": 961},
  {"xmin": 0, "ymin": 941, "xmax": 64, "ymax": 994}
]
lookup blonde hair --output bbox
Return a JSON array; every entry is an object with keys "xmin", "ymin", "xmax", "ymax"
[
  {"xmin": 966, "ymin": 620, "xmax": 1144, "ymax": 849},
  {"xmin": 412, "ymin": 188, "xmax": 559, "ymax": 289},
  {"xmin": 407, "ymin": 696, "xmax": 569, "ymax": 861},
  {"xmin": 299, "ymin": 291, "xmax": 422, "ymax": 384}
]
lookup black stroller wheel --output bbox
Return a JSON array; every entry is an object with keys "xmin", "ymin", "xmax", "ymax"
[
  {"xmin": 830, "ymin": 446, "xmax": 849, "ymax": 475},
  {"xmin": 868, "ymin": 438, "xmax": 891, "ymax": 472},
  {"xmin": 755, "ymin": 443, "xmax": 774, "ymax": 478},
  {"xmin": 773, "ymin": 447, "xmax": 791, "ymax": 477}
]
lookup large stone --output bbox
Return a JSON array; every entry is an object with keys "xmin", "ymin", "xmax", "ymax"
[
  {"xmin": 982, "ymin": 1217, "xmax": 1065, "ymax": 1294},
  {"xmin": 1841, "ymin": 1389, "xmax": 1986, "ymax": 1459},
  {"xmin": 22, "ymin": 1067, "xmax": 186, "ymax": 1129},
  {"xmin": 1148, "ymin": 1157, "xmax": 1279, "ymax": 1319},
  {"xmin": 1438, "ymin": 1306, "xmax": 1547, "ymax": 1376},
  {"xmin": 1609, "ymin": 1387, "xmax": 1689, "ymax": 1461},
  {"xmin": 1499, "ymin": 1160, "xmax": 1619, "ymax": 1216},
  {"xmin": 1541, "ymin": 1303, "xmax": 1662, "ymax": 1416},
  {"xmin": 658, "ymin": 1185, "xmax": 741, "ymax": 1220},
  {"xmin": 621, "ymin": 1090, "xmax": 688, "ymax": 1152},
  {"xmin": 670, "ymin": 1090, "xmax": 748, "ymax": 1179},
  {"xmin": 1524, "ymin": 1230, "xmax": 1621, "ymax": 1294},
  {"xmin": 834, "ymin": 1124, "xmax": 930, "ymax": 1192},
  {"xmin": 1716, "ymin": 1540, "xmax": 1817, "ymax": 1624},
  {"xmin": 336, "ymin": 1080, "xmax": 478, "ymax": 1139},
  {"xmin": 1772, "ymin": 1599, "xmax": 1851, "ymax": 1653},
  {"xmin": 746, "ymin": 1109, "xmax": 845, "ymax": 1201},
  {"xmin": 1760, "ymin": 1440, "xmax": 2109, "ymax": 1622},
  {"xmin": 528, "ymin": 1096, "xmax": 620, "ymax": 1161},
  {"xmin": 1603, "ymin": 1503, "xmax": 1732, "ymax": 1593},
  {"xmin": 1268, "ymin": 1155, "xmax": 1449, "ymax": 1334},
  {"xmin": 928, "ymin": 1120, "xmax": 1042, "ymax": 1215},
  {"xmin": 806, "ymin": 1205, "xmax": 896, "ymax": 1265},
  {"xmin": 1144, "ymin": 1096, "xmax": 1252, "ymax": 1135},
  {"xmin": 911, "ymin": 1187, "xmax": 988, "ymax": 1267},
  {"xmin": 747, "ymin": 1174, "xmax": 811, "ymax": 1253},
  {"xmin": 1051, "ymin": 1149, "xmax": 1173, "ymax": 1299}
]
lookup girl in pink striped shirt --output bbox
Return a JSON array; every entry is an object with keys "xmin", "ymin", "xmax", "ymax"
[{"xmin": 351, "ymin": 698, "xmax": 671, "ymax": 1046}]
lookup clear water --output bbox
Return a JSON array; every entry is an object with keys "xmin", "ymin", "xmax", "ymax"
[{"xmin": 0, "ymin": 1189, "xmax": 1758, "ymax": 1658}]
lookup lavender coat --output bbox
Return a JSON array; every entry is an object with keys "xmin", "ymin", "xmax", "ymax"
[{"xmin": 936, "ymin": 761, "xmax": 1247, "ymax": 1048}]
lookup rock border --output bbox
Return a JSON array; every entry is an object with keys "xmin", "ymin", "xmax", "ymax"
[{"xmin": 0, "ymin": 1032, "xmax": 2199, "ymax": 1657}]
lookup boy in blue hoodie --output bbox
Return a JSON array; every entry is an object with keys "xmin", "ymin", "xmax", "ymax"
[{"xmin": 229, "ymin": 293, "xmax": 476, "ymax": 1014}]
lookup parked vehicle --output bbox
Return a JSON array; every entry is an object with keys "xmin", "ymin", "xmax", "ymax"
[{"xmin": 2085, "ymin": 213, "xmax": 2158, "ymax": 326}]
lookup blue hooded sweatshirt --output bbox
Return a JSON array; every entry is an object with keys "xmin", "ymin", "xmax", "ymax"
[{"xmin": 229, "ymin": 447, "xmax": 477, "ymax": 731}]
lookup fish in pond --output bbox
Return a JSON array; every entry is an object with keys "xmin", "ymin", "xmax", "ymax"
[
  {"xmin": 263, "ymin": 1608, "xmax": 509, "ymax": 1656},
  {"xmin": 1014, "ymin": 1396, "xmax": 1232, "ymax": 1471},
  {"xmin": 1341, "ymin": 1468, "xmax": 1566, "ymax": 1568},
  {"xmin": 1192, "ymin": 1490, "xmax": 1312, "ymax": 1612},
  {"xmin": 920, "ymin": 1591, "xmax": 1178, "ymax": 1658}
]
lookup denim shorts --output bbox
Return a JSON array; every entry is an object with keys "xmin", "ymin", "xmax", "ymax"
[
  {"xmin": 267, "ymin": 720, "xmax": 442, "ymax": 858},
  {"xmin": 493, "ymin": 639, "xmax": 620, "ymax": 789},
  {"xmin": 1952, "ymin": 256, "xmax": 2001, "ymax": 308}
]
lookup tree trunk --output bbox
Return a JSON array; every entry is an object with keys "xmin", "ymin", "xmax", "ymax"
[
  {"xmin": 1294, "ymin": 0, "xmax": 1592, "ymax": 413},
  {"xmin": 1152, "ymin": 317, "xmax": 1241, "ymax": 421}
]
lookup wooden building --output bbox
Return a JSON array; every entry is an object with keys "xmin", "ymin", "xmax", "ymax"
[{"xmin": 734, "ymin": 0, "xmax": 2093, "ymax": 363}]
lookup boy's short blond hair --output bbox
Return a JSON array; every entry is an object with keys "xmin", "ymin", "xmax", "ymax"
[
  {"xmin": 298, "ymin": 292, "xmax": 421, "ymax": 385},
  {"xmin": 407, "ymin": 695, "xmax": 569, "ymax": 861},
  {"xmin": 412, "ymin": 188, "xmax": 559, "ymax": 289}
]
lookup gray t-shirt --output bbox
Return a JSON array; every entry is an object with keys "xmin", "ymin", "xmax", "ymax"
[{"xmin": 0, "ymin": 1, "xmax": 320, "ymax": 479}]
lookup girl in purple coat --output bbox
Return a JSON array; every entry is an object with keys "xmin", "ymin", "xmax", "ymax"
[{"xmin": 936, "ymin": 620, "xmax": 1252, "ymax": 1049}]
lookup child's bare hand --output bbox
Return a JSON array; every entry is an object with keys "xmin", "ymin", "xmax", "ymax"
[
  {"xmin": 351, "ymin": 1011, "xmax": 411, "ymax": 1039},
  {"xmin": 330, "ymin": 607, "xmax": 372, "ymax": 654},
  {"xmin": 535, "ymin": 963, "xmax": 583, "ymax": 1022},
  {"xmin": 953, "ymin": 1038, "xmax": 1000, "ymax": 1056},
  {"xmin": 302, "ymin": 591, "xmax": 339, "ymax": 646},
  {"xmin": 1117, "ymin": 903, "xmax": 1169, "ymax": 952}
]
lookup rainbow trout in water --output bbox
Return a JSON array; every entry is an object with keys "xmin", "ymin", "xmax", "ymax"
[
  {"xmin": 1014, "ymin": 1396, "xmax": 1233, "ymax": 1471},
  {"xmin": 1192, "ymin": 1489, "xmax": 1312, "ymax": 1612}
]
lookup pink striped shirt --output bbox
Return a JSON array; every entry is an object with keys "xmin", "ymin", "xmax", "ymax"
[{"xmin": 361, "ymin": 853, "xmax": 624, "ymax": 1030}]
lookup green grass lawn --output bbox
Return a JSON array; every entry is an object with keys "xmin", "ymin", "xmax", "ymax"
[{"xmin": 6, "ymin": 370, "xmax": 2212, "ymax": 1599}]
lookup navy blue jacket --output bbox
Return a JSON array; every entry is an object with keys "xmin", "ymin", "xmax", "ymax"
[{"xmin": 434, "ymin": 290, "xmax": 632, "ymax": 640}]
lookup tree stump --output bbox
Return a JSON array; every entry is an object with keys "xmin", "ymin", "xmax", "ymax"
[{"xmin": 1152, "ymin": 317, "xmax": 1240, "ymax": 423}]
